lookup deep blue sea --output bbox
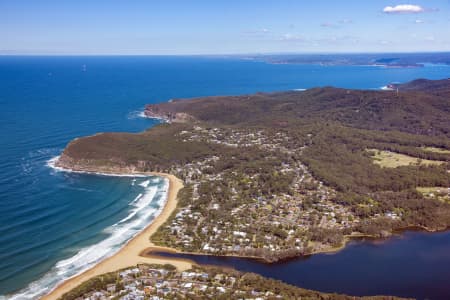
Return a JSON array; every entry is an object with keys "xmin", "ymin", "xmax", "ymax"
[{"xmin": 0, "ymin": 56, "xmax": 449, "ymax": 299}]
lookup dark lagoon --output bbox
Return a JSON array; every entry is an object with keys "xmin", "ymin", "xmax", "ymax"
[{"xmin": 150, "ymin": 230, "xmax": 450, "ymax": 300}]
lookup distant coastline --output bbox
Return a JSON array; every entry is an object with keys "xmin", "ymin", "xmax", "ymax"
[{"xmin": 241, "ymin": 52, "xmax": 450, "ymax": 69}]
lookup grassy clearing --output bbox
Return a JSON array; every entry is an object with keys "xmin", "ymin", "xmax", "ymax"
[
  {"xmin": 422, "ymin": 146, "xmax": 450, "ymax": 154},
  {"xmin": 368, "ymin": 149, "xmax": 445, "ymax": 168},
  {"xmin": 417, "ymin": 187, "xmax": 450, "ymax": 203}
]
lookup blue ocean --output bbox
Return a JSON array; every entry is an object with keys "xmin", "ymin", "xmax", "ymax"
[{"xmin": 0, "ymin": 56, "xmax": 449, "ymax": 299}]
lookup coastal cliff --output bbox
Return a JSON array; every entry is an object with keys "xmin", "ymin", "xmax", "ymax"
[
  {"xmin": 144, "ymin": 103, "xmax": 196, "ymax": 123},
  {"xmin": 56, "ymin": 152, "xmax": 149, "ymax": 174}
]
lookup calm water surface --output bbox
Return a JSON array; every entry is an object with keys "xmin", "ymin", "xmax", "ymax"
[{"xmin": 152, "ymin": 231, "xmax": 450, "ymax": 300}]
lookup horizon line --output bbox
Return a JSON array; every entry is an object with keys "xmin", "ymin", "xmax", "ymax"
[{"xmin": 1, "ymin": 50, "xmax": 450, "ymax": 57}]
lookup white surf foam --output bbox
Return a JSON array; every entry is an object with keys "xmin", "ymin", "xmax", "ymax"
[
  {"xmin": 139, "ymin": 179, "xmax": 150, "ymax": 187},
  {"xmin": 127, "ymin": 110, "xmax": 147, "ymax": 120},
  {"xmin": 118, "ymin": 186, "xmax": 158, "ymax": 224},
  {"xmin": 380, "ymin": 85, "xmax": 394, "ymax": 91},
  {"xmin": 127, "ymin": 109, "xmax": 168, "ymax": 123},
  {"xmin": 4, "ymin": 161, "xmax": 169, "ymax": 300},
  {"xmin": 130, "ymin": 193, "xmax": 143, "ymax": 205}
]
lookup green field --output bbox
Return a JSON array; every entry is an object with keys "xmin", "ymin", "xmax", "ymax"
[
  {"xmin": 422, "ymin": 146, "xmax": 450, "ymax": 154},
  {"xmin": 369, "ymin": 149, "xmax": 445, "ymax": 168}
]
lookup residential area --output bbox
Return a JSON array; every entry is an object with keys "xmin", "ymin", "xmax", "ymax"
[
  {"xmin": 62, "ymin": 264, "xmax": 330, "ymax": 300},
  {"xmin": 153, "ymin": 126, "xmax": 377, "ymax": 260}
]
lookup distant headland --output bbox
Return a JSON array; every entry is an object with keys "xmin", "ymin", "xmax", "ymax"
[{"xmin": 240, "ymin": 52, "xmax": 450, "ymax": 68}]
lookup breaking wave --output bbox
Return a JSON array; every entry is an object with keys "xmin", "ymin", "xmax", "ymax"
[
  {"xmin": 3, "ymin": 160, "xmax": 169, "ymax": 300},
  {"xmin": 127, "ymin": 110, "xmax": 147, "ymax": 120}
]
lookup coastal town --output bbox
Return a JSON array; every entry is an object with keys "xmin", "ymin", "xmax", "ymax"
[
  {"xmin": 151, "ymin": 125, "xmax": 402, "ymax": 260},
  {"xmin": 60, "ymin": 264, "xmax": 394, "ymax": 300},
  {"xmin": 62, "ymin": 264, "xmax": 294, "ymax": 299}
]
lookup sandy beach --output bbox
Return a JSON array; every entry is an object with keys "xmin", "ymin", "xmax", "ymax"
[{"xmin": 42, "ymin": 173, "xmax": 191, "ymax": 300}]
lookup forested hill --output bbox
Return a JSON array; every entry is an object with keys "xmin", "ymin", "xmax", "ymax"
[
  {"xmin": 393, "ymin": 78, "xmax": 450, "ymax": 94},
  {"xmin": 59, "ymin": 79, "xmax": 449, "ymax": 260},
  {"xmin": 146, "ymin": 78, "xmax": 450, "ymax": 137}
]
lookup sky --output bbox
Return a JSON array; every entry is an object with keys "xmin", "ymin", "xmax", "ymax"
[{"xmin": 1, "ymin": 0, "xmax": 450, "ymax": 55}]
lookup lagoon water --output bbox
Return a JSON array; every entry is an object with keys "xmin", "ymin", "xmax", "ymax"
[
  {"xmin": 0, "ymin": 56, "xmax": 449, "ymax": 299},
  {"xmin": 152, "ymin": 231, "xmax": 450, "ymax": 299}
]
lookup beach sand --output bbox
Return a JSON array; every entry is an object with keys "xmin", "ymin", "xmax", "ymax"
[{"xmin": 42, "ymin": 173, "xmax": 191, "ymax": 300}]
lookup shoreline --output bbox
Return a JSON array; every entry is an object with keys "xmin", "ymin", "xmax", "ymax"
[
  {"xmin": 42, "ymin": 170, "xmax": 192, "ymax": 300},
  {"xmin": 143, "ymin": 227, "xmax": 450, "ymax": 265}
]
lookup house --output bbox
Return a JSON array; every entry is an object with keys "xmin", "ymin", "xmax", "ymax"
[
  {"xmin": 106, "ymin": 284, "xmax": 116, "ymax": 293},
  {"xmin": 182, "ymin": 282, "xmax": 193, "ymax": 289}
]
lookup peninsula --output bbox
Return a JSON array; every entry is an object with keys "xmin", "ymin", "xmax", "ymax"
[
  {"xmin": 243, "ymin": 52, "xmax": 450, "ymax": 68},
  {"xmin": 52, "ymin": 78, "xmax": 449, "ymax": 298}
]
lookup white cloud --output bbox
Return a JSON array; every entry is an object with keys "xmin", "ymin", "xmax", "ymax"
[
  {"xmin": 383, "ymin": 4, "xmax": 424, "ymax": 14},
  {"xmin": 279, "ymin": 33, "xmax": 303, "ymax": 42},
  {"xmin": 415, "ymin": 19, "xmax": 424, "ymax": 23}
]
